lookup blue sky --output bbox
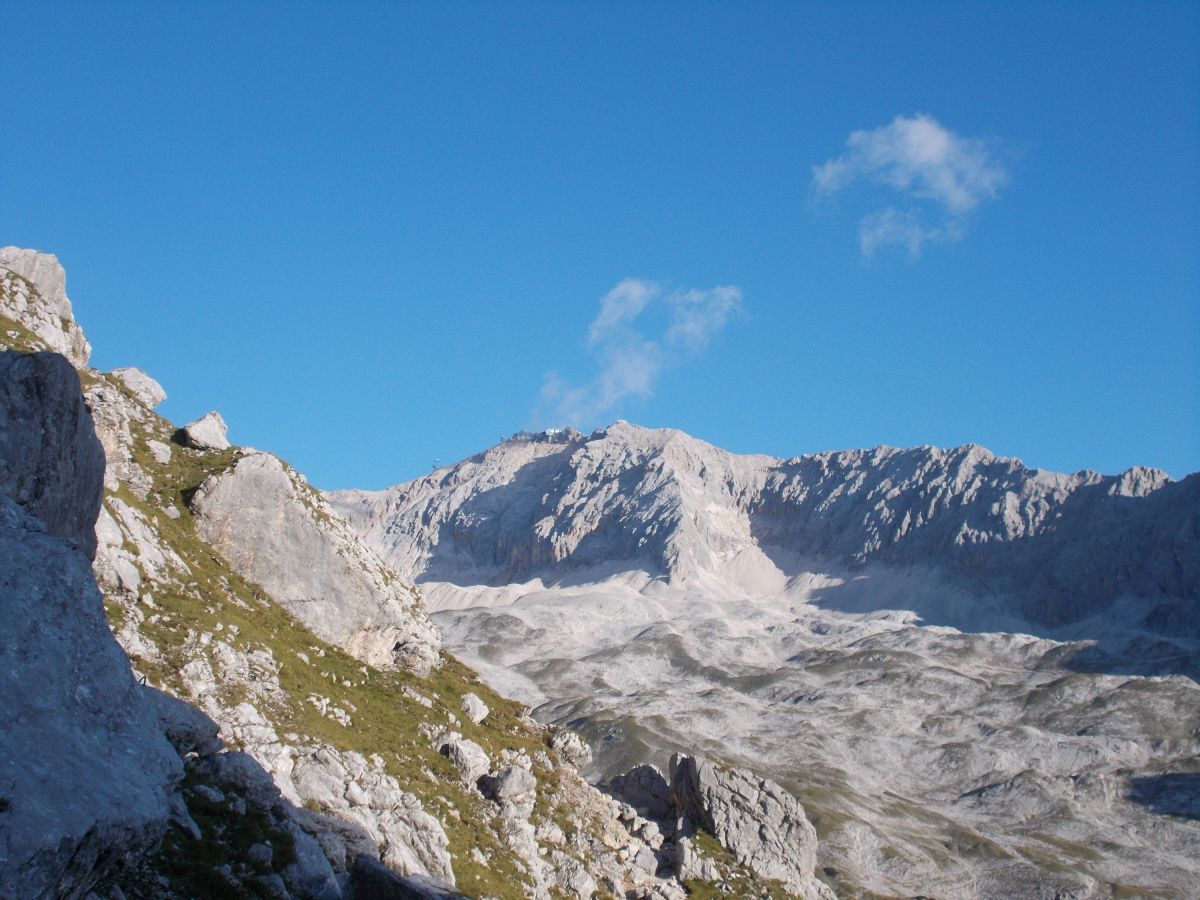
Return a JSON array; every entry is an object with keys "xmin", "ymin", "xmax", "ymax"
[{"xmin": 3, "ymin": 1, "xmax": 1197, "ymax": 488}]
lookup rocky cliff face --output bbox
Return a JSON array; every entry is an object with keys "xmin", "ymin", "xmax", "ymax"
[
  {"xmin": 0, "ymin": 348, "xmax": 180, "ymax": 899},
  {"xmin": 0, "ymin": 351, "xmax": 106, "ymax": 557},
  {"xmin": 331, "ymin": 421, "xmax": 1198, "ymax": 632}
]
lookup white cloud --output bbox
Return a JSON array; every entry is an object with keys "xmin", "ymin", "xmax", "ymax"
[
  {"xmin": 588, "ymin": 278, "xmax": 659, "ymax": 344},
  {"xmin": 858, "ymin": 207, "xmax": 965, "ymax": 259},
  {"xmin": 813, "ymin": 114, "xmax": 1007, "ymax": 257},
  {"xmin": 537, "ymin": 279, "xmax": 741, "ymax": 427},
  {"xmin": 666, "ymin": 285, "xmax": 742, "ymax": 352}
]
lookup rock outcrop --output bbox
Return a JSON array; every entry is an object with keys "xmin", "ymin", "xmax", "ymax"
[
  {"xmin": 188, "ymin": 451, "xmax": 441, "ymax": 675},
  {"xmin": 0, "ymin": 351, "xmax": 106, "ymax": 557},
  {"xmin": 0, "ymin": 247, "xmax": 91, "ymax": 366},
  {"xmin": 178, "ymin": 410, "xmax": 231, "ymax": 450},
  {"xmin": 111, "ymin": 366, "xmax": 167, "ymax": 409},
  {"xmin": 0, "ymin": 351, "xmax": 180, "ymax": 898},
  {"xmin": 669, "ymin": 754, "xmax": 832, "ymax": 899}
]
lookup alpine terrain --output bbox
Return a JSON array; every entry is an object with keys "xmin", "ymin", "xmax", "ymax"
[
  {"xmin": 330, "ymin": 421, "xmax": 1200, "ymax": 898},
  {"xmin": 1, "ymin": 245, "xmax": 1196, "ymax": 900},
  {"xmin": 0, "ymin": 246, "xmax": 836, "ymax": 900}
]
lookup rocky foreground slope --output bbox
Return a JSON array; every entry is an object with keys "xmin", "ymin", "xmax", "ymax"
[
  {"xmin": 0, "ymin": 246, "xmax": 835, "ymax": 899},
  {"xmin": 331, "ymin": 426, "xmax": 1200, "ymax": 896}
]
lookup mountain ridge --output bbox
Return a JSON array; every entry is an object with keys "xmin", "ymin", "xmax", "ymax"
[{"xmin": 329, "ymin": 421, "xmax": 1197, "ymax": 640}]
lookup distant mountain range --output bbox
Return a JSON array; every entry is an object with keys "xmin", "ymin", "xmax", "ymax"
[{"xmin": 331, "ymin": 421, "xmax": 1198, "ymax": 639}]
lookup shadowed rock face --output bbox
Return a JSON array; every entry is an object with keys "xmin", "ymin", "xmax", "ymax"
[
  {"xmin": 0, "ymin": 351, "xmax": 105, "ymax": 558},
  {"xmin": 0, "ymin": 352, "xmax": 180, "ymax": 898}
]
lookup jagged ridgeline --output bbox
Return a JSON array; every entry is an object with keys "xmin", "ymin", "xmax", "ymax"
[{"xmin": 0, "ymin": 248, "xmax": 834, "ymax": 900}]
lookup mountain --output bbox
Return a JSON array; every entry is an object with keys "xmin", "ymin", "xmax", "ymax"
[
  {"xmin": 331, "ymin": 422, "xmax": 1200, "ymax": 898},
  {"xmin": 0, "ymin": 247, "xmax": 836, "ymax": 900},
  {"xmin": 331, "ymin": 422, "xmax": 1197, "ymax": 637}
]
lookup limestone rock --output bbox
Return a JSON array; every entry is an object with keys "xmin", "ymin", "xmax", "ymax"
[
  {"xmin": 0, "ymin": 351, "xmax": 105, "ymax": 557},
  {"xmin": 480, "ymin": 764, "xmax": 537, "ymax": 805},
  {"xmin": 603, "ymin": 765, "xmax": 671, "ymax": 822},
  {"xmin": 0, "ymin": 495, "xmax": 181, "ymax": 897},
  {"xmin": 147, "ymin": 438, "xmax": 172, "ymax": 464},
  {"xmin": 83, "ymin": 377, "xmax": 153, "ymax": 497},
  {"xmin": 460, "ymin": 691, "xmax": 488, "ymax": 724},
  {"xmin": 179, "ymin": 410, "xmax": 230, "ymax": 450},
  {"xmin": 669, "ymin": 754, "xmax": 832, "ymax": 899},
  {"xmin": 279, "ymin": 819, "xmax": 342, "ymax": 900},
  {"xmin": 548, "ymin": 850, "xmax": 598, "ymax": 899},
  {"xmin": 550, "ymin": 729, "xmax": 593, "ymax": 769},
  {"xmin": 289, "ymin": 747, "xmax": 454, "ymax": 884},
  {"xmin": 437, "ymin": 732, "xmax": 490, "ymax": 786},
  {"xmin": 0, "ymin": 247, "xmax": 91, "ymax": 366},
  {"xmin": 675, "ymin": 837, "xmax": 719, "ymax": 884},
  {"xmin": 189, "ymin": 451, "xmax": 441, "ymax": 674},
  {"xmin": 143, "ymin": 685, "xmax": 224, "ymax": 758},
  {"xmin": 192, "ymin": 750, "xmax": 282, "ymax": 811},
  {"xmin": 110, "ymin": 366, "xmax": 167, "ymax": 409}
]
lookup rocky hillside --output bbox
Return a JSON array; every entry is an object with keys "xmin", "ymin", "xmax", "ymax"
[
  {"xmin": 330, "ymin": 422, "xmax": 1198, "ymax": 636},
  {"xmin": 0, "ymin": 246, "xmax": 836, "ymax": 900}
]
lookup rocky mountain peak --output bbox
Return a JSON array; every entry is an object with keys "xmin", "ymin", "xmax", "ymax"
[
  {"xmin": 0, "ymin": 246, "xmax": 92, "ymax": 366},
  {"xmin": 333, "ymin": 423, "xmax": 1196, "ymax": 632}
]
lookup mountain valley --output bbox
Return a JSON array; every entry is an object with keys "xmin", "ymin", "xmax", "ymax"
[{"xmin": 0, "ymin": 245, "xmax": 1197, "ymax": 900}]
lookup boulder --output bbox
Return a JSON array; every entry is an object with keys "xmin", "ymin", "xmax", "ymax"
[
  {"xmin": 438, "ymin": 733, "xmax": 490, "ymax": 786},
  {"xmin": 279, "ymin": 819, "xmax": 342, "ymax": 900},
  {"xmin": 669, "ymin": 754, "xmax": 833, "ymax": 899},
  {"xmin": 143, "ymin": 685, "xmax": 224, "ymax": 758},
  {"xmin": 191, "ymin": 750, "xmax": 282, "ymax": 811},
  {"xmin": 480, "ymin": 765, "xmax": 537, "ymax": 804},
  {"xmin": 603, "ymin": 764, "xmax": 671, "ymax": 822},
  {"xmin": 550, "ymin": 729, "xmax": 593, "ymax": 769},
  {"xmin": 179, "ymin": 410, "xmax": 230, "ymax": 450},
  {"xmin": 0, "ymin": 351, "xmax": 105, "ymax": 557},
  {"xmin": 460, "ymin": 692, "xmax": 489, "ymax": 724},
  {"xmin": 110, "ymin": 367, "xmax": 167, "ymax": 409},
  {"xmin": 189, "ymin": 451, "xmax": 441, "ymax": 674}
]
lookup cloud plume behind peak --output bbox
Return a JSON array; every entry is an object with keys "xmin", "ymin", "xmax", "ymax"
[{"xmin": 537, "ymin": 279, "xmax": 741, "ymax": 428}]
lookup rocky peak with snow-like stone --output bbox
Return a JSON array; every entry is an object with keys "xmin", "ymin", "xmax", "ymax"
[{"xmin": 330, "ymin": 421, "xmax": 1197, "ymax": 632}]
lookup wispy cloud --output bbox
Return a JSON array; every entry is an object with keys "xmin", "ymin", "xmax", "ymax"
[
  {"xmin": 537, "ymin": 278, "xmax": 741, "ymax": 427},
  {"xmin": 813, "ymin": 114, "xmax": 1007, "ymax": 258}
]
